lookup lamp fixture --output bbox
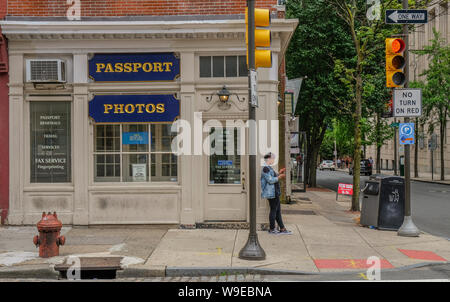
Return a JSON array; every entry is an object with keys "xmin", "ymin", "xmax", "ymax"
[{"xmin": 206, "ymin": 85, "xmax": 245, "ymax": 104}]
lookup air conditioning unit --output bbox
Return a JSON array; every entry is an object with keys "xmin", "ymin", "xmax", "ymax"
[{"xmin": 26, "ymin": 59, "xmax": 66, "ymax": 83}]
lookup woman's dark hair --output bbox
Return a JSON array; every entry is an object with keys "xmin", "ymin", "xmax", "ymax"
[{"xmin": 264, "ymin": 152, "xmax": 274, "ymax": 160}]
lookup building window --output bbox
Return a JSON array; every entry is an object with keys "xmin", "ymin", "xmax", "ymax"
[
  {"xmin": 209, "ymin": 128, "xmax": 241, "ymax": 184},
  {"xmin": 200, "ymin": 56, "xmax": 248, "ymax": 78},
  {"xmin": 94, "ymin": 124, "xmax": 177, "ymax": 183},
  {"xmin": 30, "ymin": 101, "xmax": 71, "ymax": 183}
]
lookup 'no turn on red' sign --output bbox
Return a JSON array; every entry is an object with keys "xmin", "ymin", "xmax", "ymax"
[{"xmin": 393, "ymin": 88, "xmax": 422, "ymax": 117}]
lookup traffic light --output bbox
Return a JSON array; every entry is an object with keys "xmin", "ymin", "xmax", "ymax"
[
  {"xmin": 245, "ymin": 8, "xmax": 272, "ymax": 68},
  {"xmin": 386, "ymin": 38, "xmax": 406, "ymax": 87}
]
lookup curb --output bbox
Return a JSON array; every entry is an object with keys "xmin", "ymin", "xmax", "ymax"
[
  {"xmin": 1, "ymin": 261, "xmax": 448, "ymax": 279},
  {"xmin": 0, "ymin": 264, "xmax": 59, "ymax": 279},
  {"xmin": 411, "ymin": 179, "xmax": 450, "ymax": 186}
]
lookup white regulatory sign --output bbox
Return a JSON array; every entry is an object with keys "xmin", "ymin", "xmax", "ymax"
[
  {"xmin": 250, "ymin": 69, "xmax": 258, "ymax": 107},
  {"xmin": 393, "ymin": 88, "xmax": 422, "ymax": 117}
]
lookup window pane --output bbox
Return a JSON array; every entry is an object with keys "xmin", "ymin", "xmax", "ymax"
[
  {"xmin": 226, "ymin": 56, "xmax": 237, "ymax": 77},
  {"xmin": 94, "ymin": 152, "xmax": 120, "ymax": 182},
  {"xmin": 94, "ymin": 124, "xmax": 120, "ymax": 152},
  {"xmin": 122, "ymin": 124, "xmax": 149, "ymax": 152},
  {"xmin": 239, "ymin": 55, "xmax": 248, "ymax": 77},
  {"xmin": 151, "ymin": 153, "xmax": 177, "ymax": 182},
  {"xmin": 122, "ymin": 154, "xmax": 149, "ymax": 182},
  {"xmin": 209, "ymin": 128, "xmax": 241, "ymax": 184},
  {"xmin": 151, "ymin": 124, "xmax": 176, "ymax": 152},
  {"xmin": 200, "ymin": 56, "xmax": 211, "ymax": 77},
  {"xmin": 212, "ymin": 56, "xmax": 224, "ymax": 77},
  {"xmin": 30, "ymin": 101, "xmax": 71, "ymax": 183}
]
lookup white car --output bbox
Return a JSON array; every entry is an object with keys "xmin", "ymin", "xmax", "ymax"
[{"xmin": 319, "ymin": 160, "xmax": 336, "ymax": 171}]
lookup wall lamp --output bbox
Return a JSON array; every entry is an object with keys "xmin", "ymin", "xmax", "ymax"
[{"xmin": 206, "ymin": 85, "xmax": 245, "ymax": 104}]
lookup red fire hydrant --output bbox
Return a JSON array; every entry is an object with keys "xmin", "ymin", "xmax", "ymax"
[{"xmin": 33, "ymin": 212, "xmax": 65, "ymax": 258}]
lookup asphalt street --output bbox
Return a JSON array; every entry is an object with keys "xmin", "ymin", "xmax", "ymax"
[{"xmin": 316, "ymin": 169, "xmax": 450, "ymax": 240}]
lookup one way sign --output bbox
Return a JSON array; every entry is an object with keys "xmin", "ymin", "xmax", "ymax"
[{"xmin": 385, "ymin": 9, "xmax": 428, "ymax": 24}]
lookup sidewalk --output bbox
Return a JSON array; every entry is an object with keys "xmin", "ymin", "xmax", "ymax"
[
  {"xmin": 336, "ymin": 167, "xmax": 450, "ymax": 185},
  {"xmin": 0, "ymin": 190, "xmax": 449, "ymax": 279}
]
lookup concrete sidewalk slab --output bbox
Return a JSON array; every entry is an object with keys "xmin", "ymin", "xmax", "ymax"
[
  {"xmin": 231, "ymin": 225, "xmax": 318, "ymax": 272},
  {"xmin": 145, "ymin": 229, "xmax": 236, "ymax": 267}
]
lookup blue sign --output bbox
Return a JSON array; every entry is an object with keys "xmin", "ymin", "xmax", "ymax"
[
  {"xmin": 399, "ymin": 123, "xmax": 415, "ymax": 145},
  {"xmin": 122, "ymin": 132, "xmax": 149, "ymax": 145},
  {"xmin": 88, "ymin": 53, "xmax": 180, "ymax": 82},
  {"xmin": 89, "ymin": 94, "xmax": 180, "ymax": 123},
  {"xmin": 217, "ymin": 160, "xmax": 233, "ymax": 166}
]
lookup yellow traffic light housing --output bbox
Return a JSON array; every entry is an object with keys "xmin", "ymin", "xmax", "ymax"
[
  {"xmin": 386, "ymin": 38, "xmax": 406, "ymax": 87},
  {"xmin": 245, "ymin": 8, "xmax": 272, "ymax": 68}
]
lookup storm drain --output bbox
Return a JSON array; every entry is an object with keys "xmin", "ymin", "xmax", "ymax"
[
  {"xmin": 55, "ymin": 257, "xmax": 122, "ymax": 280},
  {"xmin": 281, "ymin": 210, "xmax": 316, "ymax": 215},
  {"xmin": 297, "ymin": 197, "xmax": 311, "ymax": 201}
]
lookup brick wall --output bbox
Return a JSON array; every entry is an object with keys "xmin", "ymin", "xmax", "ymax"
[{"xmin": 6, "ymin": 0, "xmax": 278, "ymax": 17}]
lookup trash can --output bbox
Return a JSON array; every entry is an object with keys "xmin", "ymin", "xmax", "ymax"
[
  {"xmin": 360, "ymin": 175, "xmax": 405, "ymax": 230},
  {"xmin": 399, "ymin": 155, "xmax": 405, "ymax": 176}
]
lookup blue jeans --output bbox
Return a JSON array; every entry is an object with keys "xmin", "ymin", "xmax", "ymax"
[{"xmin": 268, "ymin": 196, "xmax": 285, "ymax": 230}]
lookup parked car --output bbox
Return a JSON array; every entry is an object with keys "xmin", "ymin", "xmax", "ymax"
[
  {"xmin": 349, "ymin": 159, "xmax": 373, "ymax": 176},
  {"xmin": 319, "ymin": 160, "xmax": 336, "ymax": 171}
]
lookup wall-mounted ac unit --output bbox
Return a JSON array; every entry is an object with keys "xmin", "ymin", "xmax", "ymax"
[{"xmin": 26, "ymin": 59, "xmax": 66, "ymax": 83}]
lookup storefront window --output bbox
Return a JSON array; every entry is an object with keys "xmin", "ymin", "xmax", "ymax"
[
  {"xmin": 30, "ymin": 101, "xmax": 71, "ymax": 183},
  {"xmin": 209, "ymin": 128, "xmax": 241, "ymax": 184},
  {"xmin": 94, "ymin": 124, "xmax": 177, "ymax": 182}
]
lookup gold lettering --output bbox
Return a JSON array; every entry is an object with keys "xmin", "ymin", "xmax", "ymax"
[
  {"xmin": 114, "ymin": 104, "xmax": 124, "ymax": 114},
  {"xmin": 156, "ymin": 103, "xmax": 165, "ymax": 113},
  {"xmin": 145, "ymin": 104, "xmax": 156, "ymax": 113},
  {"xmin": 104, "ymin": 63, "xmax": 114, "ymax": 73},
  {"xmin": 135, "ymin": 104, "xmax": 145, "ymax": 113},
  {"xmin": 96, "ymin": 63, "xmax": 105, "ymax": 73},
  {"xmin": 114, "ymin": 63, "xmax": 123, "ymax": 72},
  {"xmin": 103, "ymin": 104, "xmax": 113, "ymax": 114},
  {"xmin": 124, "ymin": 63, "xmax": 132, "ymax": 72},
  {"xmin": 162, "ymin": 62, "xmax": 173, "ymax": 72},
  {"xmin": 153, "ymin": 62, "xmax": 163, "ymax": 72},
  {"xmin": 133, "ymin": 63, "xmax": 142, "ymax": 72},
  {"xmin": 124, "ymin": 104, "xmax": 134, "ymax": 114},
  {"xmin": 142, "ymin": 63, "xmax": 153, "ymax": 72}
]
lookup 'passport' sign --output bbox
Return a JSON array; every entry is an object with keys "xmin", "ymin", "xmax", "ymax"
[
  {"xmin": 89, "ymin": 94, "xmax": 180, "ymax": 123},
  {"xmin": 88, "ymin": 53, "xmax": 180, "ymax": 82}
]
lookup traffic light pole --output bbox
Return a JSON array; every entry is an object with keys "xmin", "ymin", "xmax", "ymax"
[
  {"xmin": 398, "ymin": 0, "xmax": 420, "ymax": 237},
  {"xmin": 239, "ymin": 0, "xmax": 266, "ymax": 260}
]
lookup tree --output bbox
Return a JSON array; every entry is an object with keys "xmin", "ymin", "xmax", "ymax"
[
  {"xmin": 411, "ymin": 29, "xmax": 450, "ymax": 180},
  {"xmin": 286, "ymin": 0, "xmax": 354, "ymax": 187},
  {"xmin": 329, "ymin": 0, "xmax": 402, "ymax": 210}
]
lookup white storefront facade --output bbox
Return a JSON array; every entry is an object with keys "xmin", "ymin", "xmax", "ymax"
[{"xmin": 1, "ymin": 18, "xmax": 297, "ymax": 226}]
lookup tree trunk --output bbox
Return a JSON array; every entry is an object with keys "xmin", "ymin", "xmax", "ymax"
[
  {"xmin": 440, "ymin": 120, "xmax": 445, "ymax": 181},
  {"xmin": 376, "ymin": 112, "xmax": 381, "ymax": 173}
]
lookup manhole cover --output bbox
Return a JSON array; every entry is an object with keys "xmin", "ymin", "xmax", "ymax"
[{"xmin": 281, "ymin": 210, "xmax": 316, "ymax": 215}]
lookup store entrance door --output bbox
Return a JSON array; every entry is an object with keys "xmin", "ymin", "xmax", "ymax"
[{"xmin": 204, "ymin": 126, "xmax": 247, "ymax": 221}]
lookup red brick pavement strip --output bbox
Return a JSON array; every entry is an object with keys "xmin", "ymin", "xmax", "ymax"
[
  {"xmin": 398, "ymin": 249, "xmax": 447, "ymax": 262},
  {"xmin": 314, "ymin": 259, "xmax": 395, "ymax": 269}
]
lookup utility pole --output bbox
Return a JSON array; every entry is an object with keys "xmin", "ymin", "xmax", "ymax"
[
  {"xmin": 394, "ymin": 117, "xmax": 398, "ymax": 175},
  {"xmin": 239, "ymin": 0, "xmax": 266, "ymax": 260},
  {"xmin": 398, "ymin": 0, "xmax": 420, "ymax": 237}
]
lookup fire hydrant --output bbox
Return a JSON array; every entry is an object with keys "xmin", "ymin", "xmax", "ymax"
[{"xmin": 33, "ymin": 212, "xmax": 65, "ymax": 258}]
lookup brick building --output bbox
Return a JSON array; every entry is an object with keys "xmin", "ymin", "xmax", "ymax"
[{"xmin": 0, "ymin": 1, "xmax": 298, "ymax": 225}]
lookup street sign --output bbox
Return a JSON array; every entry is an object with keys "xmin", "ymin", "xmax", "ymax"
[
  {"xmin": 393, "ymin": 88, "xmax": 422, "ymax": 117},
  {"xmin": 390, "ymin": 122, "xmax": 399, "ymax": 128},
  {"xmin": 385, "ymin": 9, "xmax": 428, "ymax": 24},
  {"xmin": 399, "ymin": 123, "xmax": 415, "ymax": 145},
  {"xmin": 250, "ymin": 69, "xmax": 258, "ymax": 107}
]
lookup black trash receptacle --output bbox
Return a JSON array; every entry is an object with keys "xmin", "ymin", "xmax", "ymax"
[
  {"xmin": 378, "ymin": 176, "xmax": 405, "ymax": 230},
  {"xmin": 360, "ymin": 175, "xmax": 405, "ymax": 231}
]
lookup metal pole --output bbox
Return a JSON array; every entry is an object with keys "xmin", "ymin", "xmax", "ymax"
[
  {"xmin": 239, "ymin": 0, "xmax": 266, "ymax": 260},
  {"xmin": 394, "ymin": 117, "xmax": 398, "ymax": 175},
  {"xmin": 398, "ymin": 0, "xmax": 420, "ymax": 237}
]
